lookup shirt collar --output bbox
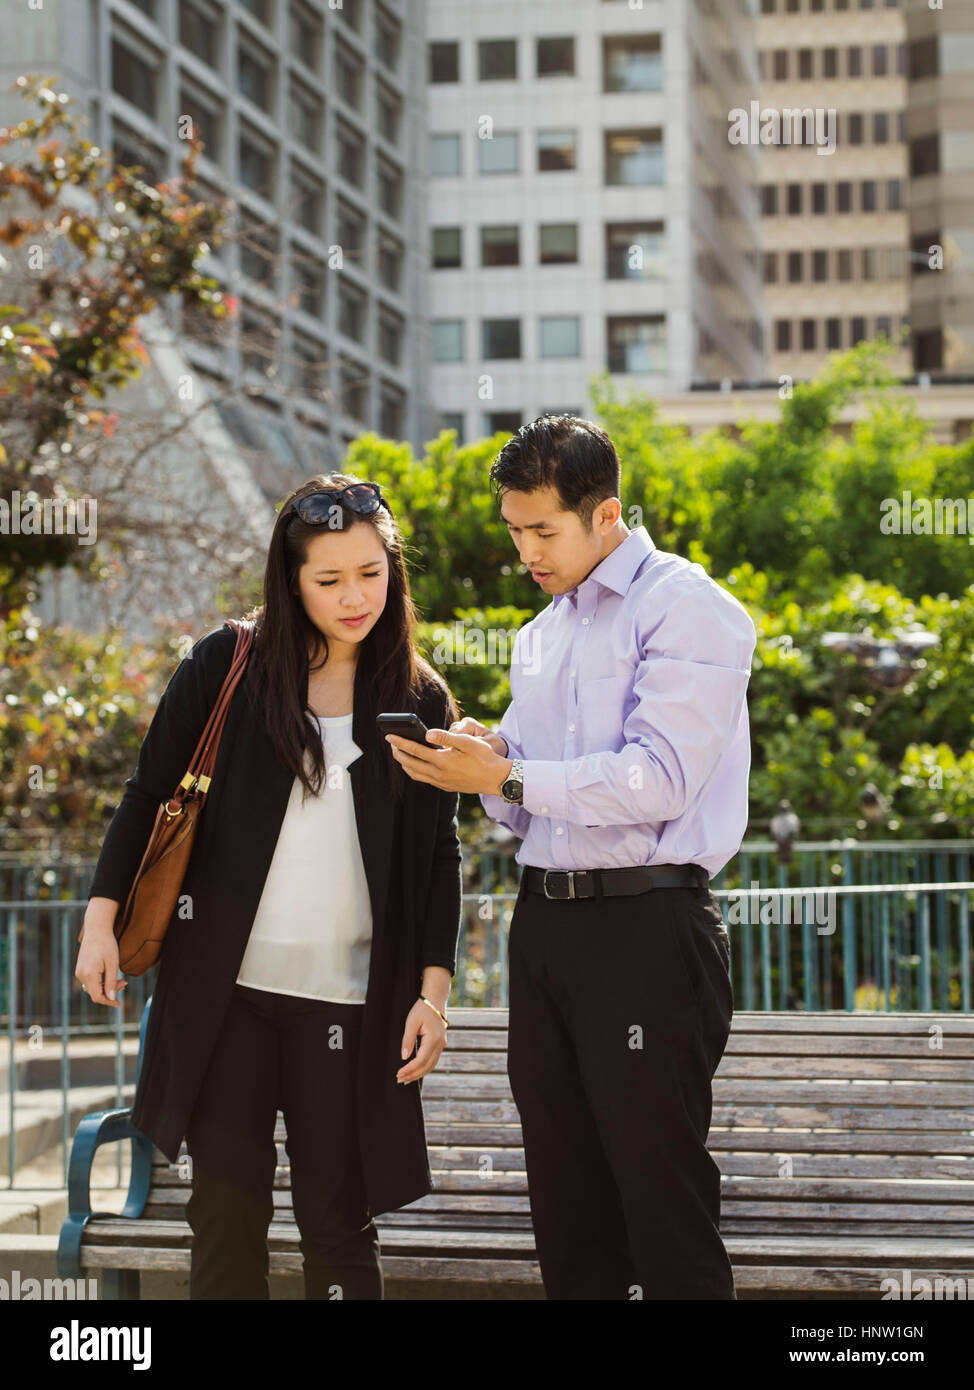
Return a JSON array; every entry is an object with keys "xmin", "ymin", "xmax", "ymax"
[{"xmin": 552, "ymin": 526, "xmax": 655, "ymax": 609}]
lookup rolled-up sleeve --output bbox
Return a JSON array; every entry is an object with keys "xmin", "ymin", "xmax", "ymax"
[
  {"xmin": 520, "ymin": 585, "xmax": 756, "ymax": 828},
  {"xmin": 479, "ymin": 698, "xmax": 533, "ymax": 839},
  {"xmin": 86, "ymin": 627, "xmax": 235, "ymax": 904}
]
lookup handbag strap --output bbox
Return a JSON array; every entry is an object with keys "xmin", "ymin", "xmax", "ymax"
[{"xmin": 170, "ymin": 619, "xmax": 255, "ymax": 805}]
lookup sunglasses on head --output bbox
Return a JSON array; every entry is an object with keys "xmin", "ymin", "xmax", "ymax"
[{"xmin": 287, "ymin": 482, "xmax": 391, "ymax": 524}]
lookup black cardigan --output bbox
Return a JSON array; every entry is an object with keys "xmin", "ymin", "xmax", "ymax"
[{"xmin": 86, "ymin": 623, "xmax": 463, "ymax": 1216}]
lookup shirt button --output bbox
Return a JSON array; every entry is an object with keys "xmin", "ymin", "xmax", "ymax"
[
  {"xmin": 569, "ymin": 670, "xmax": 575, "ymax": 680},
  {"xmin": 568, "ymin": 723, "xmax": 575, "ymax": 732},
  {"xmin": 540, "ymin": 804, "xmax": 549, "ymax": 813},
  {"xmin": 555, "ymin": 827, "xmax": 564, "ymax": 835},
  {"xmin": 581, "ymin": 617, "xmax": 590, "ymax": 625}
]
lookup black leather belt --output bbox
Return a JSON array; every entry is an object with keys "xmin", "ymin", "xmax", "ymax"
[{"xmin": 522, "ymin": 863, "xmax": 708, "ymax": 900}]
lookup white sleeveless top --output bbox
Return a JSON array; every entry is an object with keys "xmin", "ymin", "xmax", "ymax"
[{"xmin": 234, "ymin": 713, "xmax": 373, "ymax": 1003}]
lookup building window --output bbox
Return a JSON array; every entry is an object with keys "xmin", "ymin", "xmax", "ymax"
[
  {"xmin": 862, "ymin": 248, "xmax": 878, "ymax": 280},
  {"xmin": 848, "ymin": 46, "xmax": 862, "ymax": 78},
  {"xmin": 539, "ymin": 316, "xmax": 580, "ymax": 359},
  {"xmin": 873, "ymin": 44, "xmax": 888, "ymax": 77},
  {"xmin": 431, "ymin": 320, "xmax": 464, "ymax": 362},
  {"xmin": 429, "ymin": 41, "xmax": 459, "ymax": 83},
  {"xmin": 538, "ymin": 130, "xmax": 576, "ymax": 172},
  {"xmin": 915, "ymin": 329, "xmax": 942, "ymax": 371},
  {"xmin": 873, "ymin": 112, "xmax": 889, "ymax": 144},
  {"xmin": 837, "ymin": 181, "xmax": 853, "ymax": 213},
  {"xmin": 481, "ymin": 319, "xmax": 521, "ymax": 359},
  {"xmin": 439, "ymin": 412, "xmax": 465, "ymax": 444},
  {"xmin": 290, "ymin": 249, "xmax": 324, "ymax": 317},
  {"xmin": 479, "ymin": 39, "xmax": 517, "ymax": 81},
  {"xmin": 862, "ymin": 180, "xmax": 877, "ymax": 212},
  {"xmin": 430, "ymin": 133, "xmax": 461, "ymax": 177},
  {"xmin": 377, "ymin": 159, "xmax": 401, "ymax": 219},
  {"xmin": 374, "ymin": 6, "xmax": 401, "ymax": 73},
  {"xmin": 336, "ymin": 122, "xmax": 365, "ymax": 188},
  {"xmin": 377, "ymin": 236, "xmax": 402, "ymax": 293},
  {"xmin": 801, "ymin": 319, "xmax": 817, "ymax": 351},
  {"xmin": 289, "ymin": 4, "xmax": 320, "ymax": 70},
  {"xmin": 285, "ymin": 165, "xmax": 321, "ymax": 236},
  {"xmin": 339, "ymin": 357, "xmax": 369, "ymax": 423},
  {"xmin": 605, "ymin": 129, "xmax": 663, "ymax": 185},
  {"xmin": 375, "ymin": 84, "xmax": 400, "ymax": 146},
  {"xmin": 239, "ymin": 210, "xmax": 276, "ymax": 287},
  {"xmin": 180, "ymin": 0, "xmax": 219, "ymax": 68},
  {"xmin": 239, "ymin": 0, "xmax": 269, "ymax": 26},
  {"xmin": 537, "ymin": 36, "xmax": 574, "ymax": 77},
  {"xmin": 179, "ymin": 87, "xmax": 221, "ymax": 160},
  {"xmin": 335, "ymin": 200, "xmax": 365, "ymax": 260},
  {"xmin": 762, "ymin": 251, "xmax": 778, "ymax": 284},
  {"xmin": 761, "ymin": 184, "xmax": 778, "ymax": 216},
  {"xmin": 111, "ymin": 37, "xmax": 158, "ymax": 118},
  {"xmin": 875, "ymin": 315, "xmax": 892, "ymax": 340},
  {"xmin": 338, "ymin": 280, "xmax": 367, "ymax": 343},
  {"xmin": 606, "ymin": 222, "xmax": 665, "ymax": 279},
  {"xmin": 292, "ymin": 332, "xmax": 327, "ymax": 396},
  {"xmin": 773, "ymin": 50, "xmax": 788, "ymax": 80},
  {"xmin": 812, "ymin": 182, "xmax": 828, "ymax": 214},
  {"xmin": 813, "ymin": 250, "xmax": 828, "ymax": 282},
  {"xmin": 787, "ymin": 183, "xmax": 802, "ymax": 215},
  {"xmin": 375, "ymin": 308, "xmax": 400, "ymax": 364},
  {"xmin": 432, "ymin": 227, "xmax": 462, "ymax": 269},
  {"xmin": 851, "ymin": 317, "xmax": 867, "ymax": 345},
  {"xmin": 602, "ymin": 34, "xmax": 663, "ymax": 92},
  {"xmin": 798, "ymin": 49, "xmax": 814, "ymax": 80},
  {"xmin": 607, "ymin": 316, "xmax": 666, "ymax": 373},
  {"xmin": 239, "ymin": 126, "xmax": 275, "ymax": 198},
  {"xmin": 848, "ymin": 113, "xmax": 864, "ymax": 145},
  {"xmin": 910, "ymin": 134, "xmax": 940, "ymax": 177},
  {"xmin": 788, "ymin": 250, "xmax": 803, "ymax": 283},
  {"xmin": 909, "ymin": 36, "xmax": 939, "ymax": 80},
  {"xmin": 484, "ymin": 411, "xmax": 522, "ymax": 436},
  {"xmin": 288, "ymin": 80, "xmax": 323, "ymax": 154},
  {"xmin": 887, "ymin": 178, "xmax": 902, "ymax": 211},
  {"xmin": 775, "ymin": 320, "xmax": 792, "ymax": 352},
  {"xmin": 238, "ymin": 41, "xmax": 274, "ymax": 111},
  {"xmin": 540, "ymin": 223, "xmax": 578, "ymax": 264},
  {"xmin": 826, "ymin": 318, "xmax": 842, "ymax": 350},
  {"xmin": 837, "ymin": 248, "xmax": 853, "ymax": 281},
  {"xmin": 823, "ymin": 47, "xmax": 838, "ymax": 79},
  {"xmin": 479, "ymin": 132, "xmax": 519, "ymax": 174},
  {"xmin": 333, "ymin": 40, "xmax": 363, "ymax": 108},
  {"xmin": 481, "ymin": 225, "xmax": 520, "ymax": 266},
  {"xmin": 379, "ymin": 384, "xmax": 405, "ymax": 441}
]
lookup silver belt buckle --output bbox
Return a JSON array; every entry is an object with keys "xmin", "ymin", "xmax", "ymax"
[{"xmin": 543, "ymin": 869, "xmax": 575, "ymax": 900}]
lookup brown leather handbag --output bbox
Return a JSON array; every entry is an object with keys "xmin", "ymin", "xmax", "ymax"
[{"xmin": 79, "ymin": 619, "xmax": 256, "ymax": 975}]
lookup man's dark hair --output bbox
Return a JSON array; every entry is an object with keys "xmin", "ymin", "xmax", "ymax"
[{"xmin": 489, "ymin": 415, "xmax": 622, "ymax": 529}]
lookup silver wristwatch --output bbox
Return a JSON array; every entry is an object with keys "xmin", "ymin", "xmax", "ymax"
[{"xmin": 500, "ymin": 757, "xmax": 524, "ymax": 804}]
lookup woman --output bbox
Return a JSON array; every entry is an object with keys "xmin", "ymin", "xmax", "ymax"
[{"xmin": 74, "ymin": 475, "xmax": 463, "ymax": 1300}]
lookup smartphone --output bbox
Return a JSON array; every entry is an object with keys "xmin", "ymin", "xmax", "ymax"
[{"xmin": 376, "ymin": 712, "xmax": 432, "ymax": 746}]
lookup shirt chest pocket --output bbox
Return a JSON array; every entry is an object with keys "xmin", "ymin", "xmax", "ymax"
[{"xmin": 577, "ymin": 673, "xmax": 632, "ymax": 751}]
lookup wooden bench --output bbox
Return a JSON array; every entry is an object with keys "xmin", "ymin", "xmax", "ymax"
[{"xmin": 58, "ymin": 1005, "xmax": 974, "ymax": 1298}]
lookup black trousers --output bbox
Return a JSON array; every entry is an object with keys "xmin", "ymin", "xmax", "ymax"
[
  {"xmin": 184, "ymin": 982, "xmax": 382, "ymax": 1299},
  {"xmin": 507, "ymin": 869, "xmax": 736, "ymax": 1300}
]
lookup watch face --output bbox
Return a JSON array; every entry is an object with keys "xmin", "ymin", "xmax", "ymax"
[{"xmin": 501, "ymin": 778, "xmax": 522, "ymax": 801}]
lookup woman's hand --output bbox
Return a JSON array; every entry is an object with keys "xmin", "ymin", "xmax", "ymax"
[
  {"xmin": 75, "ymin": 924, "xmax": 128, "ymax": 1008},
  {"xmin": 397, "ymin": 997, "xmax": 448, "ymax": 1085}
]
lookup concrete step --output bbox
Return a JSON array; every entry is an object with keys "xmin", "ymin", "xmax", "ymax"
[{"xmin": 1, "ymin": 1082, "xmax": 136, "ymax": 1175}]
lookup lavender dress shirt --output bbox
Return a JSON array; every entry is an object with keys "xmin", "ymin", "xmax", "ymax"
[{"xmin": 479, "ymin": 526, "xmax": 757, "ymax": 879}]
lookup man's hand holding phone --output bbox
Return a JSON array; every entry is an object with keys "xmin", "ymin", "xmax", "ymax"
[{"xmin": 449, "ymin": 716, "xmax": 508, "ymax": 758}]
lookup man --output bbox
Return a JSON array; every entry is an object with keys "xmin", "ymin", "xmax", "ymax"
[{"xmin": 384, "ymin": 415, "xmax": 757, "ymax": 1299}]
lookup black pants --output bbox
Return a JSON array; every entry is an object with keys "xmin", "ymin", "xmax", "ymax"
[
  {"xmin": 507, "ymin": 869, "xmax": 736, "ymax": 1300},
  {"xmin": 184, "ymin": 983, "xmax": 382, "ymax": 1299}
]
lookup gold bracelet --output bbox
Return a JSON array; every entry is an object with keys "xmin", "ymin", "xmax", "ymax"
[{"xmin": 420, "ymin": 996, "xmax": 449, "ymax": 1027}]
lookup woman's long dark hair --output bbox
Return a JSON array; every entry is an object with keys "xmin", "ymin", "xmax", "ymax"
[{"xmin": 238, "ymin": 472, "xmax": 458, "ymax": 803}]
